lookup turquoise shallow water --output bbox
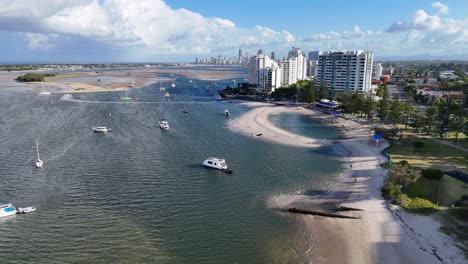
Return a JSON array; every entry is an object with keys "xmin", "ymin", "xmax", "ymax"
[
  {"xmin": 0, "ymin": 69, "xmax": 342, "ymax": 263},
  {"xmin": 269, "ymin": 111, "xmax": 339, "ymax": 140}
]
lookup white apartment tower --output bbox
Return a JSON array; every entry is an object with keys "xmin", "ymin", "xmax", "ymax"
[
  {"xmin": 317, "ymin": 50, "xmax": 374, "ymax": 93},
  {"xmin": 279, "ymin": 47, "xmax": 307, "ymax": 85},
  {"xmin": 372, "ymin": 62, "xmax": 383, "ymax": 80},
  {"xmin": 248, "ymin": 54, "xmax": 281, "ymax": 94}
]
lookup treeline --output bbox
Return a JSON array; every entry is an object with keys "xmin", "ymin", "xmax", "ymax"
[
  {"xmin": 336, "ymin": 83, "xmax": 467, "ymax": 141},
  {"xmin": 15, "ymin": 73, "xmax": 56, "ymax": 82},
  {"xmin": 269, "ymin": 80, "xmax": 328, "ymax": 103}
]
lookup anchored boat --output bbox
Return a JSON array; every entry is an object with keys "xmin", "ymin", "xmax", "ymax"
[
  {"xmin": 92, "ymin": 126, "xmax": 111, "ymax": 133},
  {"xmin": 202, "ymin": 157, "xmax": 233, "ymax": 174}
]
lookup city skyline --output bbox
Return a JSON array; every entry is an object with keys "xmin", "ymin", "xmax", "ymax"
[{"xmin": 0, "ymin": 0, "xmax": 468, "ymax": 62}]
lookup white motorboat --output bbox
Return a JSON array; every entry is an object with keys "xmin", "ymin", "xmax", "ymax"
[
  {"xmin": 224, "ymin": 110, "xmax": 230, "ymax": 116},
  {"xmin": 165, "ymin": 92, "xmax": 170, "ymax": 97},
  {"xmin": 17, "ymin": 206, "xmax": 36, "ymax": 214},
  {"xmin": 171, "ymin": 80, "xmax": 176, "ymax": 88},
  {"xmin": 92, "ymin": 126, "xmax": 111, "ymax": 133},
  {"xmin": 159, "ymin": 87, "xmax": 166, "ymax": 91},
  {"xmin": 0, "ymin": 203, "xmax": 16, "ymax": 218},
  {"xmin": 159, "ymin": 119, "xmax": 169, "ymax": 129},
  {"xmin": 38, "ymin": 81, "xmax": 51, "ymax": 95},
  {"xmin": 35, "ymin": 139, "xmax": 43, "ymax": 168},
  {"xmin": 202, "ymin": 157, "xmax": 232, "ymax": 173}
]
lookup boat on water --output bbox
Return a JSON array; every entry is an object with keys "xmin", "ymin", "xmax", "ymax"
[
  {"xmin": 0, "ymin": 203, "xmax": 16, "ymax": 218},
  {"xmin": 38, "ymin": 81, "xmax": 51, "ymax": 95},
  {"xmin": 188, "ymin": 80, "xmax": 193, "ymax": 83},
  {"xmin": 92, "ymin": 126, "xmax": 111, "ymax": 133},
  {"xmin": 165, "ymin": 92, "xmax": 170, "ymax": 97},
  {"xmin": 224, "ymin": 110, "xmax": 230, "ymax": 116},
  {"xmin": 182, "ymin": 109, "xmax": 188, "ymax": 113},
  {"xmin": 17, "ymin": 206, "xmax": 36, "ymax": 214},
  {"xmin": 35, "ymin": 139, "xmax": 43, "ymax": 168},
  {"xmin": 121, "ymin": 88, "xmax": 132, "ymax": 101},
  {"xmin": 159, "ymin": 119, "xmax": 169, "ymax": 129},
  {"xmin": 159, "ymin": 87, "xmax": 166, "ymax": 91},
  {"xmin": 202, "ymin": 157, "xmax": 232, "ymax": 174},
  {"xmin": 171, "ymin": 81, "xmax": 176, "ymax": 88}
]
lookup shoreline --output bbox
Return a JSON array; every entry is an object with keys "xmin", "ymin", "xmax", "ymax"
[
  {"xmin": 230, "ymin": 103, "xmax": 466, "ymax": 263},
  {"xmin": 0, "ymin": 66, "xmax": 246, "ymax": 94}
]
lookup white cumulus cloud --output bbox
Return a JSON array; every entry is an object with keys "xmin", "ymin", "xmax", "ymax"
[
  {"xmin": 0, "ymin": 0, "xmax": 295, "ymax": 56},
  {"xmin": 432, "ymin": 2, "xmax": 449, "ymax": 14}
]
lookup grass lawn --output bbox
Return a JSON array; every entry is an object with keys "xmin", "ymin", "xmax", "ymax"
[
  {"xmin": 440, "ymin": 176, "xmax": 468, "ymax": 206},
  {"xmin": 386, "ymin": 137, "xmax": 467, "ymax": 169},
  {"xmin": 403, "ymin": 177, "xmax": 439, "ymax": 204},
  {"xmin": 441, "ymin": 137, "xmax": 468, "ymax": 149}
]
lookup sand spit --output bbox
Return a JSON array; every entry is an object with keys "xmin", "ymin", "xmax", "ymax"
[{"xmin": 231, "ymin": 103, "xmax": 466, "ymax": 264}]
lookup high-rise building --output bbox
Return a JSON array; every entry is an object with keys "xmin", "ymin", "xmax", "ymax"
[
  {"xmin": 307, "ymin": 51, "xmax": 319, "ymax": 61},
  {"xmin": 317, "ymin": 50, "xmax": 374, "ymax": 93},
  {"xmin": 372, "ymin": 62, "xmax": 383, "ymax": 80},
  {"xmin": 248, "ymin": 54, "xmax": 281, "ymax": 94},
  {"xmin": 279, "ymin": 47, "xmax": 307, "ymax": 85},
  {"xmin": 271, "ymin": 51, "xmax": 276, "ymax": 61},
  {"xmin": 257, "ymin": 49, "xmax": 263, "ymax": 55},
  {"xmin": 239, "ymin": 49, "xmax": 242, "ymax": 58}
]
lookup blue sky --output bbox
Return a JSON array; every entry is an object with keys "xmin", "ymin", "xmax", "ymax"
[{"xmin": 0, "ymin": 0, "xmax": 467, "ymax": 62}]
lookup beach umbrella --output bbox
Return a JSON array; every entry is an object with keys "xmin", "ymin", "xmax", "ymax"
[{"xmin": 373, "ymin": 134, "xmax": 382, "ymax": 141}]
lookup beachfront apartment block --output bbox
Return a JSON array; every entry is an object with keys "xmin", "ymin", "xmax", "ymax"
[
  {"xmin": 280, "ymin": 47, "xmax": 308, "ymax": 86},
  {"xmin": 248, "ymin": 53, "xmax": 282, "ymax": 94},
  {"xmin": 317, "ymin": 50, "xmax": 374, "ymax": 93}
]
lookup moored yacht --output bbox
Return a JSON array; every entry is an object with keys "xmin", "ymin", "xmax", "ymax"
[
  {"xmin": 0, "ymin": 203, "xmax": 16, "ymax": 218},
  {"xmin": 202, "ymin": 157, "xmax": 232, "ymax": 173},
  {"xmin": 159, "ymin": 119, "xmax": 169, "ymax": 129},
  {"xmin": 224, "ymin": 110, "xmax": 230, "ymax": 116},
  {"xmin": 92, "ymin": 126, "xmax": 111, "ymax": 133},
  {"xmin": 35, "ymin": 139, "xmax": 43, "ymax": 168}
]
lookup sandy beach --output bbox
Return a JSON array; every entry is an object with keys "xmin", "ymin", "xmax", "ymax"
[
  {"xmin": 230, "ymin": 103, "xmax": 466, "ymax": 264},
  {"xmin": 0, "ymin": 66, "xmax": 245, "ymax": 94}
]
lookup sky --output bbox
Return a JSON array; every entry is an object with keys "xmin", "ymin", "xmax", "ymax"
[{"xmin": 0, "ymin": 0, "xmax": 467, "ymax": 62}]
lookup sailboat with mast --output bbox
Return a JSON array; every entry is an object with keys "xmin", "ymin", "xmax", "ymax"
[
  {"xmin": 35, "ymin": 139, "xmax": 43, "ymax": 168},
  {"xmin": 38, "ymin": 80, "xmax": 51, "ymax": 95},
  {"xmin": 159, "ymin": 80, "xmax": 165, "ymax": 91}
]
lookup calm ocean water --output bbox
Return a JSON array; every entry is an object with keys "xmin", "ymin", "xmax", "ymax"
[{"xmin": 0, "ymin": 70, "xmax": 341, "ymax": 263}]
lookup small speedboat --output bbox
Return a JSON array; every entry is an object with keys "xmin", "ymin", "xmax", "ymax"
[
  {"xmin": 16, "ymin": 207, "xmax": 36, "ymax": 214},
  {"xmin": 202, "ymin": 157, "xmax": 233, "ymax": 174},
  {"xmin": 92, "ymin": 126, "xmax": 111, "ymax": 133},
  {"xmin": 224, "ymin": 110, "xmax": 230, "ymax": 116},
  {"xmin": 0, "ymin": 203, "xmax": 16, "ymax": 218},
  {"xmin": 159, "ymin": 119, "xmax": 169, "ymax": 129},
  {"xmin": 159, "ymin": 87, "xmax": 165, "ymax": 91},
  {"xmin": 182, "ymin": 109, "xmax": 188, "ymax": 113}
]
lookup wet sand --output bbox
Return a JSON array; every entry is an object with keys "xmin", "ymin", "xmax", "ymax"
[
  {"xmin": 230, "ymin": 103, "xmax": 465, "ymax": 264},
  {"xmin": 0, "ymin": 67, "xmax": 245, "ymax": 94}
]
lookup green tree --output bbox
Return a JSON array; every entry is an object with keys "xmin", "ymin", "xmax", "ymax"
[
  {"xmin": 435, "ymin": 101, "xmax": 458, "ymax": 138},
  {"xmin": 377, "ymin": 83, "xmax": 390, "ymax": 122},
  {"xmin": 449, "ymin": 105, "xmax": 465, "ymax": 144},
  {"xmin": 424, "ymin": 105, "xmax": 438, "ymax": 135},
  {"xmin": 388, "ymin": 163, "xmax": 422, "ymax": 187},
  {"xmin": 318, "ymin": 84, "xmax": 329, "ymax": 99},
  {"xmin": 388, "ymin": 95, "xmax": 403, "ymax": 125},
  {"xmin": 401, "ymin": 103, "xmax": 415, "ymax": 129},
  {"xmin": 297, "ymin": 81, "xmax": 316, "ymax": 104}
]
